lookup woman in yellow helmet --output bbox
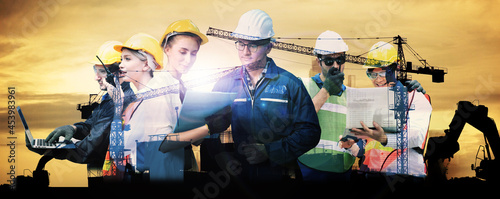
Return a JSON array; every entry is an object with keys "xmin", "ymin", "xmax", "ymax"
[
  {"xmin": 154, "ymin": 19, "xmax": 208, "ymax": 97},
  {"xmin": 104, "ymin": 33, "xmax": 187, "ymax": 182},
  {"xmin": 155, "ymin": 20, "xmax": 216, "ymax": 148},
  {"xmin": 151, "ymin": 19, "xmax": 220, "ymax": 177},
  {"xmin": 110, "ymin": 20, "xmax": 211, "ymax": 182},
  {"xmin": 160, "ymin": 19, "xmax": 208, "ymax": 81}
]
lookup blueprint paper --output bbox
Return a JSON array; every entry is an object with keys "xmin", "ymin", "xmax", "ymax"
[{"xmin": 345, "ymin": 87, "xmax": 397, "ymax": 132}]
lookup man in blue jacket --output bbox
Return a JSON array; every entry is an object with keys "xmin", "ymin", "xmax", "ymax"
[{"xmin": 207, "ymin": 9, "xmax": 321, "ymax": 181}]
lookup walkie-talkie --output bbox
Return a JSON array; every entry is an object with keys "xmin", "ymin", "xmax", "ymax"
[
  {"xmin": 95, "ymin": 55, "xmax": 116, "ymax": 87},
  {"xmin": 329, "ymin": 66, "xmax": 340, "ymax": 76},
  {"xmin": 340, "ymin": 135, "xmax": 359, "ymax": 143}
]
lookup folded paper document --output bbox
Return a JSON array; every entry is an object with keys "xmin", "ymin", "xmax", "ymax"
[{"xmin": 345, "ymin": 86, "xmax": 398, "ymax": 132}]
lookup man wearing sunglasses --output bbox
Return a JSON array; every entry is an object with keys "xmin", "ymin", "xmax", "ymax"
[{"xmin": 298, "ymin": 30, "xmax": 362, "ymax": 182}]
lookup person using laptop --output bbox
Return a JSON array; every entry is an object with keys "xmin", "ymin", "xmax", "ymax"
[
  {"xmin": 26, "ymin": 41, "xmax": 135, "ymax": 173},
  {"xmin": 153, "ymin": 19, "xmax": 221, "ymax": 144}
]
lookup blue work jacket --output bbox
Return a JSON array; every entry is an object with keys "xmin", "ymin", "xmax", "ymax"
[{"xmin": 213, "ymin": 58, "xmax": 321, "ymax": 169}]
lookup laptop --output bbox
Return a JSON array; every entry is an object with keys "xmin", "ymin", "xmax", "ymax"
[
  {"xmin": 159, "ymin": 91, "xmax": 236, "ymax": 153},
  {"xmin": 17, "ymin": 106, "xmax": 76, "ymax": 149}
]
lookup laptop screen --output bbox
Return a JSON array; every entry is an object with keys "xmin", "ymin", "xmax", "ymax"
[
  {"xmin": 16, "ymin": 106, "xmax": 34, "ymax": 144},
  {"xmin": 16, "ymin": 106, "xmax": 29, "ymax": 130}
]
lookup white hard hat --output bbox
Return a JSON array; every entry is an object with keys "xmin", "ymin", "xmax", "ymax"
[
  {"xmin": 231, "ymin": 9, "xmax": 275, "ymax": 40},
  {"xmin": 314, "ymin": 30, "xmax": 349, "ymax": 55}
]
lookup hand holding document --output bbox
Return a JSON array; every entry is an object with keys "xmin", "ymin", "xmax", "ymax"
[{"xmin": 345, "ymin": 86, "xmax": 397, "ymax": 133}]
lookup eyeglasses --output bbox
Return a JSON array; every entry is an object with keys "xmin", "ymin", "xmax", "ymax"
[
  {"xmin": 94, "ymin": 64, "xmax": 119, "ymax": 76},
  {"xmin": 235, "ymin": 41, "xmax": 268, "ymax": 52},
  {"xmin": 319, "ymin": 54, "xmax": 346, "ymax": 66},
  {"xmin": 366, "ymin": 70, "xmax": 387, "ymax": 80}
]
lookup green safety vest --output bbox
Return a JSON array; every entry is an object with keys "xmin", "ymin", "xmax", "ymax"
[{"xmin": 297, "ymin": 77, "xmax": 355, "ymax": 173}]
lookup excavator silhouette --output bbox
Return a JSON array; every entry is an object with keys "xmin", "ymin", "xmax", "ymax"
[{"xmin": 425, "ymin": 101, "xmax": 500, "ymax": 183}]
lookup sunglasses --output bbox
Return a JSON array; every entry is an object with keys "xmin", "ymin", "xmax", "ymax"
[
  {"xmin": 319, "ymin": 54, "xmax": 346, "ymax": 66},
  {"xmin": 366, "ymin": 71, "xmax": 387, "ymax": 80}
]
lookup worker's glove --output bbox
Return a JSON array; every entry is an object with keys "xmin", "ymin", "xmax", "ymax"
[
  {"xmin": 405, "ymin": 80, "xmax": 426, "ymax": 94},
  {"xmin": 46, "ymin": 125, "xmax": 75, "ymax": 144},
  {"xmin": 205, "ymin": 105, "xmax": 231, "ymax": 134},
  {"xmin": 103, "ymin": 76, "xmax": 124, "ymax": 108},
  {"xmin": 242, "ymin": 143, "xmax": 268, "ymax": 165},
  {"xmin": 323, "ymin": 67, "xmax": 345, "ymax": 96}
]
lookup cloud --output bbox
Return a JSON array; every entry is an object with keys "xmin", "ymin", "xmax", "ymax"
[
  {"xmin": 0, "ymin": 40, "xmax": 25, "ymax": 57},
  {"xmin": 0, "ymin": 71, "xmax": 14, "ymax": 78},
  {"xmin": 0, "ymin": 0, "xmax": 38, "ymax": 35},
  {"xmin": 0, "ymin": 92, "xmax": 93, "ymax": 131}
]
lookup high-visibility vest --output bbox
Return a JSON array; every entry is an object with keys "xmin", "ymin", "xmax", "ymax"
[
  {"xmin": 298, "ymin": 77, "xmax": 355, "ymax": 173},
  {"xmin": 362, "ymin": 139, "xmax": 399, "ymax": 171},
  {"xmin": 102, "ymin": 148, "xmax": 115, "ymax": 176}
]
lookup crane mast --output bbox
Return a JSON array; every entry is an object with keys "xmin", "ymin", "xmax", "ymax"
[{"xmin": 394, "ymin": 35, "xmax": 409, "ymax": 174}]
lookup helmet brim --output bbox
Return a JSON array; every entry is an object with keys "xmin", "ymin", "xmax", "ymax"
[{"xmin": 161, "ymin": 31, "xmax": 209, "ymax": 47}]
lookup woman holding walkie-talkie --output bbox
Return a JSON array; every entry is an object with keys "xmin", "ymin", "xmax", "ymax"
[
  {"xmin": 103, "ymin": 33, "xmax": 184, "ymax": 182},
  {"xmin": 103, "ymin": 20, "xmax": 211, "ymax": 183}
]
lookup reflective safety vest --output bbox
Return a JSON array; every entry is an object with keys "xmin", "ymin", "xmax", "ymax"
[
  {"xmin": 102, "ymin": 148, "xmax": 128, "ymax": 181},
  {"xmin": 362, "ymin": 139, "xmax": 401, "ymax": 172},
  {"xmin": 298, "ymin": 77, "xmax": 355, "ymax": 173},
  {"xmin": 102, "ymin": 148, "xmax": 115, "ymax": 176}
]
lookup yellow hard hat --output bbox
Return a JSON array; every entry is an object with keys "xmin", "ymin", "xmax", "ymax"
[
  {"xmin": 90, "ymin": 41, "xmax": 122, "ymax": 65},
  {"xmin": 161, "ymin": 19, "xmax": 208, "ymax": 46},
  {"xmin": 114, "ymin": 33, "xmax": 164, "ymax": 70},
  {"xmin": 363, "ymin": 41, "xmax": 398, "ymax": 68}
]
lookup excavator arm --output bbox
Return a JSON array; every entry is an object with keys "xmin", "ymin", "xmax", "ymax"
[{"xmin": 425, "ymin": 101, "xmax": 499, "ymax": 181}]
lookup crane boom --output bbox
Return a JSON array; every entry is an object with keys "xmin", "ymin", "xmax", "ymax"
[{"xmin": 206, "ymin": 27, "xmax": 446, "ymax": 82}]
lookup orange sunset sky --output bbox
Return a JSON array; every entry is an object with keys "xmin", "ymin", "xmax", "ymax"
[{"xmin": 1, "ymin": 0, "xmax": 500, "ymax": 187}]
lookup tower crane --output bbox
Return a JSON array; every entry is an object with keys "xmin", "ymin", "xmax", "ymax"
[
  {"xmin": 77, "ymin": 93, "xmax": 101, "ymax": 119},
  {"xmin": 206, "ymin": 27, "xmax": 447, "ymax": 83}
]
